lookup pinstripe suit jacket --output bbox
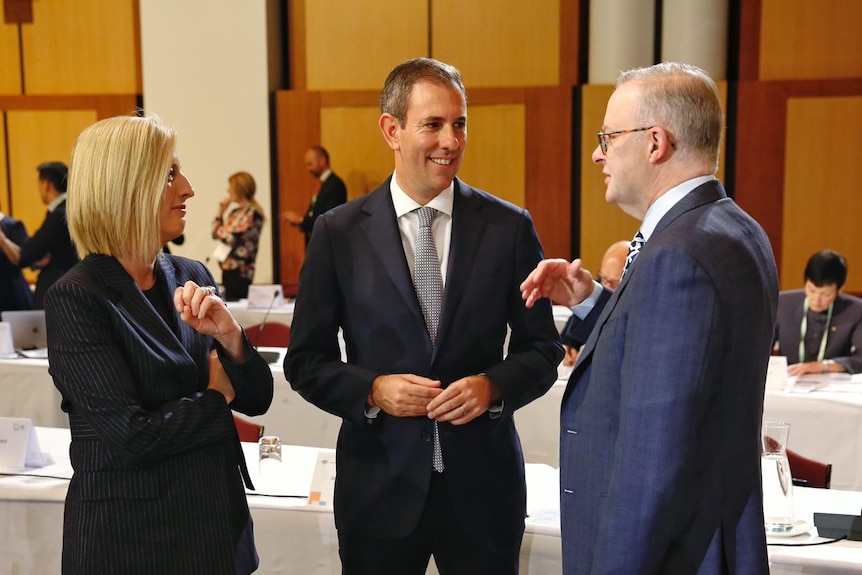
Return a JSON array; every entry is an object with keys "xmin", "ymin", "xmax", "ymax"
[
  {"xmin": 560, "ymin": 181, "xmax": 779, "ymax": 574},
  {"xmin": 45, "ymin": 253, "xmax": 273, "ymax": 575}
]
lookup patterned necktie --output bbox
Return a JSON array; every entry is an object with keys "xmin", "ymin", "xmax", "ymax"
[
  {"xmin": 622, "ymin": 230, "xmax": 645, "ymax": 278},
  {"xmin": 413, "ymin": 206, "xmax": 445, "ymax": 472}
]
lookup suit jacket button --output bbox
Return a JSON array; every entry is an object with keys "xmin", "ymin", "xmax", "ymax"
[{"xmin": 421, "ymin": 431, "xmax": 431, "ymax": 442}]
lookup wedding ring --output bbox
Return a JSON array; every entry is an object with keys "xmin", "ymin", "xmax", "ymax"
[
  {"xmin": 460, "ymin": 405, "xmax": 467, "ymax": 416},
  {"xmin": 200, "ymin": 285, "xmax": 217, "ymax": 296}
]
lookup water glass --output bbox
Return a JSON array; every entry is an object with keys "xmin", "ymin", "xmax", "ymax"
[{"xmin": 761, "ymin": 421, "xmax": 795, "ymax": 533}]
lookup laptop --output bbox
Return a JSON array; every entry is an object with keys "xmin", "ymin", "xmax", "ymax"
[{"xmin": 1, "ymin": 310, "xmax": 48, "ymax": 352}]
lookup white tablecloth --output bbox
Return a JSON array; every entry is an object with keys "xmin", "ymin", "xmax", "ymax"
[
  {"xmin": 764, "ymin": 380, "xmax": 862, "ymax": 491},
  {"xmin": 0, "ymin": 427, "xmax": 559, "ymax": 574},
  {"xmin": 226, "ymin": 300, "xmax": 295, "ymax": 330},
  {"xmin": 7, "ymin": 353, "xmax": 862, "ymax": 490},
  {"xmin": 2, "ymin": 428, "xmax": 861, "ymax": 574}
]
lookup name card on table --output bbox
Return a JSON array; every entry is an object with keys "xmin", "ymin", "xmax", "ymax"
[
  {"xmin": 306, "ymin": 451, "xmax": 336, "ymax": 508},
  {"xmin": 0, "ymin": 417, "xmax": 45, "ymax": 470},
  {"xmin": 247, "ymin": 284, "xmax": 285, "ymax": 309},
  {"xmin": 765, "ymin": 356, "xmax": 788, "ymax": 391},
  {"xmin": 0, "ymin": 322, "xmax": 13, "ymax": 356}
]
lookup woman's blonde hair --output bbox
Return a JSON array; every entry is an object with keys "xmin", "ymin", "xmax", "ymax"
[{"xmin": 67, "ymin": 115, "xmax": 176, "ymax": 262}]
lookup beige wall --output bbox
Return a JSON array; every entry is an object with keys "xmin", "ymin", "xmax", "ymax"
[{"xmin": 139, "ymin": 0, "xmax": 277, "ymax": 285}]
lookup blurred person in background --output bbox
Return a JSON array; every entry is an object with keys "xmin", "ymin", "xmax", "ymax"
[
  {"xmin": 282, "ymin": 145, "xmax": 347, "ymax": 246},
  {"xmin": 0, "ymin": 211, "xmax": 34, "ymax": 311},
  {"xmin": 774, "ymin": 249, "xmax": 862, "ymax": 376},
  {"xmin": 559, "ymin": 239, "xmax": 629, "ymax": 366},
  {"xmin": 211, "ymin": 171, "xmax": 265, "ymax": 301},
  {"xmin": 12, "ymin": 162, "xmax": 79, "ymax": 308}
]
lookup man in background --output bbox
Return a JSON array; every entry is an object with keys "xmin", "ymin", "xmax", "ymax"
[
  {"xmin": 282, "ymin": 145, "xmax": 347, "ymax": 246},
  {"xmin": 521, "ymin": 62, "xmax": 778, "ymax": 573},
  {"xmin": 559, "ymin": 239, "xmax": 628, "ymax": 366},
  {"xmin": 3, "ymin": 162, "xmax": 78, "ymax": 309}
]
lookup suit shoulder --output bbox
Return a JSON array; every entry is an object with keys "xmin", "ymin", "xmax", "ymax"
[
  {"xmin": 160, "ymin": 253, "xmax": 210, "ymax": 280},
  {"xmin": 457, "ymin": 181, "xmax": 530, "ymax": 220}
]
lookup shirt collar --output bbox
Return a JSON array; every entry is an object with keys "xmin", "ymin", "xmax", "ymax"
[
  {"xmin": 389, "ymin": 171, "xmax": 454, "ymax": 218},
  {"xmin": 319, "ymin": 169, "xmax": 332, "ymax": 183},
  {"xmin": 48, "ymin": 193, "xmax": 67, "ymax": 213},
  {"xmin": 639, "ymin": 175, "xmax": 714, "ymax": 240}
]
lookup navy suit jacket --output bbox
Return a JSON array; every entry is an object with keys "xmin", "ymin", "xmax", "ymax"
[
  {"xmin": 19, "ymin": 198, "xmax": 79, "ymax": 308},
  {"xmin": 560, "ymin": 181, "xmax": 778, "ymax": 574},
  {"xmin": 299, "ymin": 171, "xmax": 347, "ymax": 243},
  {"xmin": 0, "ymin": 215, "xmax": 33, "ymax": 311},
  {"xmin": 284, "ymin": 177, "xmax": 563, "ymax": 540},
  {"xmin": 775, "ymin": 289, "xmax": 862, "ymax": 373},
  {"xmin": 45, "ymin": 253, "xmax": 273, "ymax": 575}
]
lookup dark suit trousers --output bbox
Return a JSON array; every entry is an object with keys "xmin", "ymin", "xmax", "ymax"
[{"xmin": 337, "ymin": 471, "xmax": 522, "ymax": 575}]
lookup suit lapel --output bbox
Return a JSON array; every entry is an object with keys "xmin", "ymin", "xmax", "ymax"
[
  {"xmin": 359, "ymin": 182, "xmax": 427, "ymax": 329},
  {"xmin": 568, "ymin": 181, "xmax": 728, "ymax": 387},
  {"xmin": 91, "ymin": 254, "xmax": 188, "ymax": 356},
  {"xmin": 435, "ymin": 180, "xmax": 484, "ymax": 353}
]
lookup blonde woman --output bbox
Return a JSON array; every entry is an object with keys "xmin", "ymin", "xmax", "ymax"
[
  {"xmin": 44, "ymin": 115, "xmax": 273, "ymax": 575},
  {"xmin": 212, "ymin": 171, "xmax": 265, "ymax": 300}
]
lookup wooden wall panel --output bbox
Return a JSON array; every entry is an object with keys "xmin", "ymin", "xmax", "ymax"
[
  {"xmin": 0, "ymin": 20, "xmax": 21, "ymax": 94},
  {"xmin": 733, "ymin": 79, "xmax": 862, "ymax": 277},
  {"xmin": 304, "ymin": 0, "xmax": 427, "ymax": 91},
  {"xmin": 578, "ymin": 85, "xmax": 637, "ymax": 271},
  {"xmin": 275, "ymin": 90, "xmax": 321, "ymax": 293},
  {"xmin": 760, "ymin": 0, "xmax": 862, "ymax": 81},
  {"xmin": 320, "ymin": 106, "xmax": 392, "ymax": 201},
  {"xmin": 21, "ymin": 0, "xmax": 140, "ymax": 94},
  {"xmin": 458, "ymin": 104, "xmax": 525, "ymax": 207},
  {"xmin": 6, "ymin": 109, "xmax": 97, "ymax": 236},
  {"xmin": 432, "ymin": 0, "xmax": 560, "ymax": 87},
  {"xmin": 523, "ymin": 86, "xmax": 571, "ymax": 259},
  {"xmin": 781, "ymin": 96, "xmax": 862, "ymax": 292}
]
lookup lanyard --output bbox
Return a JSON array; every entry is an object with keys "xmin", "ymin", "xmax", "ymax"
[{"xmin": 799, "ymin": 298, "xmax": 833, "ymax": 363}]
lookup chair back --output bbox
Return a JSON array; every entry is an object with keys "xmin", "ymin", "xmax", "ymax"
[
  {"xmin": 246, "ymin": 322, "xmax": 291, "ymax": 347},
  {"xmin": 787, "ymin": 447, "xmax": 832, "ymax": 489},
  {"xmin": 233, "ymin": 414, "xmax": 264, "ymax": 443}
]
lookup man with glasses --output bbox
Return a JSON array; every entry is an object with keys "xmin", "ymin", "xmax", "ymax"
[{"xmin": 521, "ymin": 62, "xmax": 779, "ymax": 573}]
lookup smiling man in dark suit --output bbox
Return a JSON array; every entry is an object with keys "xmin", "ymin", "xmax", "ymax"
[
  {"xmin": 522, "ymin": 62, "xmax": 779, "ymax": 574},
  {"xmin": 284, "ymin": 58, "xmax": 562, "ymax": 574}
]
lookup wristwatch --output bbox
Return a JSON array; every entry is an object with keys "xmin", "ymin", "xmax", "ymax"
[{"xmin": 822, "ymin": 359, "xmax": 834, "ymax": 373}]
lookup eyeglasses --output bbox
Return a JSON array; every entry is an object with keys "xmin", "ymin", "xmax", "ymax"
[{"xmin": 596, "ymin": 126, "xmax": 654, "ymax": 154}]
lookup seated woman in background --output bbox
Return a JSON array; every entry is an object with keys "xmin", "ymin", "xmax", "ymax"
[
  {"xmin": 211, "ymin": 171, "xmax": 265, "ymax": 301},
  {"xmin": 774, "ymin": 249, "xmax": 862, "ymax": 376},
  {"xmin": 44, "ymin": 115, "xmax": 273, "ymax": 575}
]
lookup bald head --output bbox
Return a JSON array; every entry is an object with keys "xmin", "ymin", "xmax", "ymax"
[{"xmin": 598, "ymin": 240, "xmax": 630, "ymax": 289}]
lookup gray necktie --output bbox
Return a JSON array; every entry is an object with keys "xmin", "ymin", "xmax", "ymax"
[
  {"xmin": 414, "ymin": 206, "xmax": 445, "ymax": 472},
  {"xmin": 622, "ymin": 230, "xmax": 645, "ymax": 278}
]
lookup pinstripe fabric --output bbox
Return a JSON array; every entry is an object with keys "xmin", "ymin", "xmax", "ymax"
[{"xmin": 44, "ymin": 253, "xmax": 274, "ymax": 575}]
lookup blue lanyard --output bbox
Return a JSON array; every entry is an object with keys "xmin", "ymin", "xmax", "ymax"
[{"xmin": 799, "ymin": 298, "xmax": 833, "ymax": 362}]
